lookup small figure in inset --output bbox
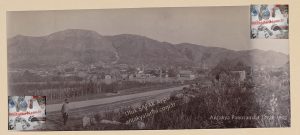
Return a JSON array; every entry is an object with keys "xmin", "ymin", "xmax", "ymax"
[{"xmin": 16, "ymin": 96, "xmax": 28, "ymax": 112}]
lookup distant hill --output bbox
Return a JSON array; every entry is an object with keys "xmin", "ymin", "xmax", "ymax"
[{"xmin": 7, "ymin": 29, "xmax": 289, "ymax": 68}]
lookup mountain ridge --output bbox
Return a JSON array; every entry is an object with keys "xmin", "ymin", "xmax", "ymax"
[{"xmin": 7, "ymin": 29, "xmax": 289, "ymax": 68}]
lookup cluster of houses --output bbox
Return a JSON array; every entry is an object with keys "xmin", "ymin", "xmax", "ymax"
[
  {"xmin": 10, "ymin": 59, "xmax": 289, "ymax": 88},
  {"xmin": 9, "ymin": 61, "xmax": 199, "ymax": 83}
]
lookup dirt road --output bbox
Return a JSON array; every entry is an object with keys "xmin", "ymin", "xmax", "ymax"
[{"xmin": 45, "ymin": 85, "xmax": 187, "ymax": 130}]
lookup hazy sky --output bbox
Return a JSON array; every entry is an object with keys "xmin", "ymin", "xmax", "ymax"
[
  {"xmin": 250, "ymin": 39, "xmax": 289, "ymax": 55},
  {"xmin": 6, "ymin": 6, "xmax": 289, "ymax": 54}
]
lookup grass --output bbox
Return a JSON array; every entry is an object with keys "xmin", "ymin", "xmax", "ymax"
[
  {"xmin": 42, "ymin": 68, "xmax": 290, "ymax": 130},
  {"xmin": 60, "ymin": 72, "xmax": 290, "ymax": 130}
]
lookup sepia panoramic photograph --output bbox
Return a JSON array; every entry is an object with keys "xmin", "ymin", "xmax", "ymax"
[{"xmin": 7, "ymin": 6, "xmax": 290, "ymax": 130}]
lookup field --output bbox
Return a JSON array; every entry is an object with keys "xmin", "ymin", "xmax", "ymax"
[
  {"xmin": 53, "ymin": 69, "xmax": 290, "ymax": 130},
  {"xmin": 8, "ymin": 63, "xmax": 290, "ymax": 130},
  {"xmin": 9, "ymin": 79, "xmax": 191, "ymax": 104}
]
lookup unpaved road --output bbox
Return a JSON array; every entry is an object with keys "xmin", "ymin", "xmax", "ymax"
[{"xmin": 45, "ymin": 85, "xmax": 187, "ymax": 130}]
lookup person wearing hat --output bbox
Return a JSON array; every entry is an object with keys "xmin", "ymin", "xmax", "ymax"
[{"xmin": 61, "ymin": 98, "xmax": 70, "ymax": 125}]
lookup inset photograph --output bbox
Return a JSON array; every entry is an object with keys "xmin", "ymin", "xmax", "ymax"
[
  {"xmin": 251, "ymin": 4, "xmax": 288, "ymax": 39},
  {"xmin": 8, "ymin": 96, "xmax": 46, "ymax": 130}
]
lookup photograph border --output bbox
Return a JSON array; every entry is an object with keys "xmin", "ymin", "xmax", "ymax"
[{"xmin": 0, "ymin": 0, "xmax": 299, "ymax": 135}]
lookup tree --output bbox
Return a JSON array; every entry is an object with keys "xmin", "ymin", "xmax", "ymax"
[{"xmin": 210, "ymin": 59, "xmax": 232, "ymax": 76}]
